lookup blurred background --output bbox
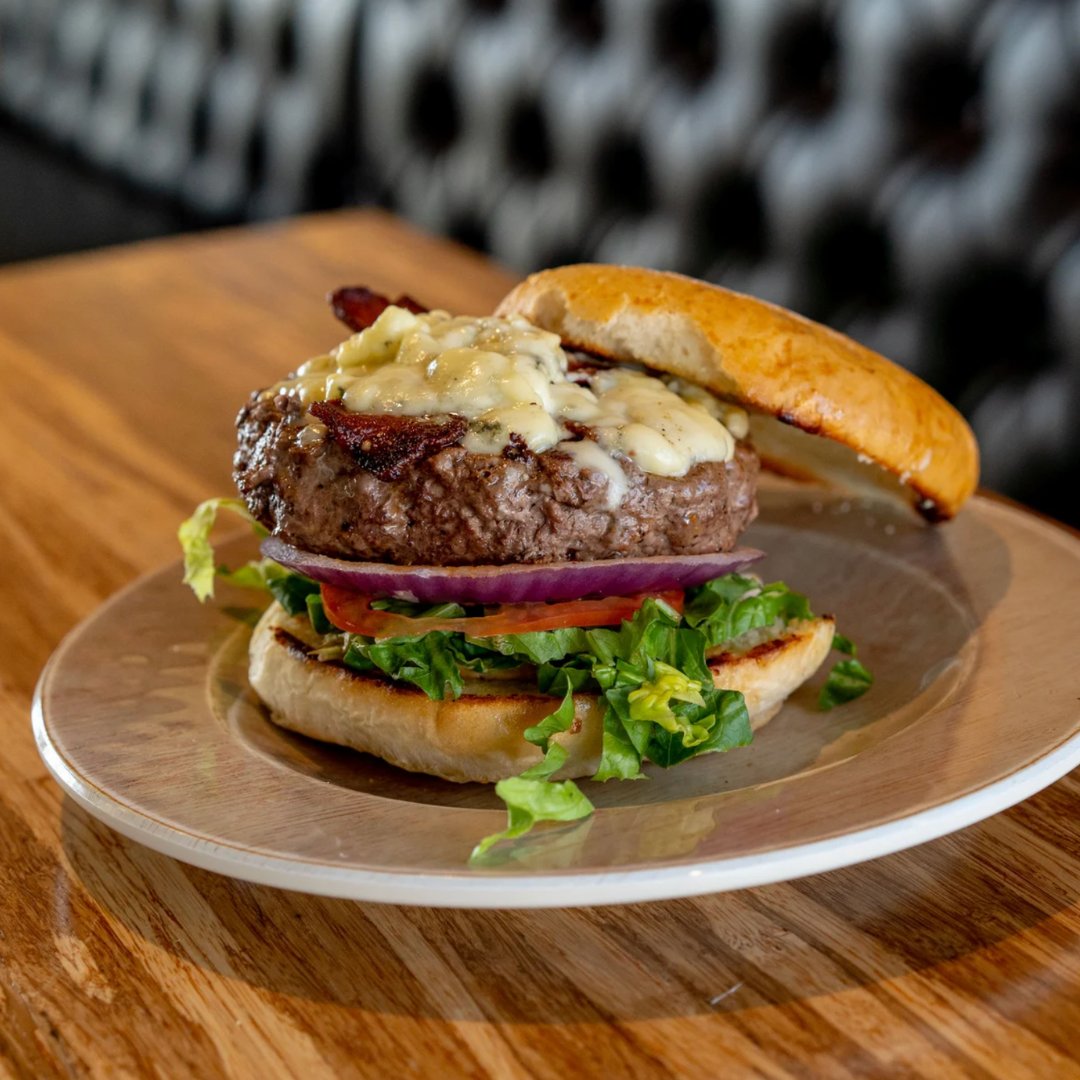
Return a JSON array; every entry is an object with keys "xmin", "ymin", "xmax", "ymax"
[{"xmin": 2, "ymin": 0, "xmax": 1079, "ymax": 524}]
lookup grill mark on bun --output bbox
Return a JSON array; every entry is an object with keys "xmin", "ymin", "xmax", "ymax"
[
  {"xmin": 273, "ymin": 627, "xmax": 316, "ymax": 661},
  {"xmin": 708, "ymin": 633, "xmax": 791, "ymax": 668}
]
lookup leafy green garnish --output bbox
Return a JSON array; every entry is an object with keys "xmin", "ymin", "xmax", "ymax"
[
  {"xmin": 596, "ymin": 668, "xmax": 752, "ymax": 776},
  {"xmin": 684, "ymin": 574, "xmax": 813, "ymax": 647},
  {"xmin": 469, "ymin": 595, "xmax": 762, "ymax": 854},
  {"xmin": 344, "ymin": 631, "xmax": 465, "ymax": 700},
  {"xmin": 593, "ymin": 704, "xmax": 645, "ymax": 781},
  {"xmin": 472, "ymin": 771, "xmax": 594, "ymax": 863},
  {"xmin": 305, "ymin": 591, "xmax": 333, "ymax": 634},
  {"xmin": 628, "ymin": 660, "xmax": 707, "ymax": 731},
  {"xmin": 470, "ymin": 688, "xmax": 593, "ymax": 862},
  {"xmin": 819, "ymin": 660, "xmax": 874, "ymax": 709},
  {"xmin": 819, "ymin": 633, "xmax": 874, "ymax": 709},
  {"xmin": 370, "ymin": 597, "xmax": 467, "ymax": 619},
  {"xmin": 476, "ymin": 627, "xmax": 591, "ymax": 666},
  {"xmin": 267, "ymin": 572, "xmax": 320, "ymax": 616},
  {"xmin": 831, "ymin": 632, "xmax": 856, "ymax": 656},
  {"xmin": 212, "ymin": 557, "xmax": 279, "ymax": 593},
  {"xmin": 214, "ymin": 556, "xmax": 867, "ymax": 850},
  {"xmin": 643, "ymin": 690, "xmax": 752, "ymax": 767},
  {"xmin": 178, "ymin": 497, "xmax": 269, "ymax": 602},
  {"xmin": 522, "ymin": 684, "xmax": 577, "ymax": 753}
]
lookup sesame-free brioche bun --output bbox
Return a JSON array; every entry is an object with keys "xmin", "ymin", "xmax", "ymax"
[
  {"xmin": 496, "ymin": 265, "xmax": 979, "ymax": 521},
  {"xmin": 249, "ymin": 603, "xmax": 835, "ymax": 784}
]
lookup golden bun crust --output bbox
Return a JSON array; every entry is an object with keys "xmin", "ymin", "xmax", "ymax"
[
  {"xmin": 496, "ymin": 264, "xmax": 979, "ymax": 520},
  {"xmin": 248, "ymin": 603, "xmax": 835, "ymax": 784}
]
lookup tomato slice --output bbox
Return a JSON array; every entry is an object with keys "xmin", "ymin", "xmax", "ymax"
[{"xmin": 320, "ymin": 584, "xmax": 685, "ymax": 639}]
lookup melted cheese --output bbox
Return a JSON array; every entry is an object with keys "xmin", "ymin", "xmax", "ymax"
[
  {"xmin": 266, "ymin": 307, "xmax": 746, "ymax": 501},
  {"xmin": 556, "ymin": 438, "xmax": 628, "ymax": 510}
]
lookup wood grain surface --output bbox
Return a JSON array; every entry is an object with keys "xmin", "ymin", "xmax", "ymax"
[{"xmin": 1, "ymin": 210, "xmax": 1078, "ymax": 1078}]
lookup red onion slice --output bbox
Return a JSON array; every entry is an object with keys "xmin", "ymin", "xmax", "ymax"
[{"xmin": 262, "ymin": 537, "xmax": 765, "ymax": 605}]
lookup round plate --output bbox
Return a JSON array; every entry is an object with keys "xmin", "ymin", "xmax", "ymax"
[{"xmin": 33, "ymin": 490, "xmax": 1080, "ymax": 908}]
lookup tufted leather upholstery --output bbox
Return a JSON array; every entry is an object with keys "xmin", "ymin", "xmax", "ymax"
[
  {"xmin": 0, "ymin": 0, "xmax": 359, "ymax": 218},
  {"xmin": 3, "ymin": 0, "xmax": 1079, "ymax": 520}
]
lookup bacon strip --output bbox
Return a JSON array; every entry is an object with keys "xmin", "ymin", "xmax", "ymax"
[
  {"xmin": 329, "ymin": 286, "xmax": 428, "ymax": 332},
  {"xmin": 566, "ymin": 350, "xmax": 618, "ymax": 372},
  {"xmin": 311, "ymin": 401, "xmax": 466, "ymax": 480}
]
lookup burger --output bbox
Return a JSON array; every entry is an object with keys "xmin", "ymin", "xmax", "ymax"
[{"xmin": 180, "ymin": 265, "xmax": 978, "ymax": 856}]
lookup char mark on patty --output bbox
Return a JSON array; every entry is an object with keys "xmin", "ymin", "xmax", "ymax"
[
  {"xmin": 501, "ymin": 432, "xmax": 533, "ymax": 461},
  {"xmin": 310, "ymin": 401, "xmax": 467, "ymax": 480}
]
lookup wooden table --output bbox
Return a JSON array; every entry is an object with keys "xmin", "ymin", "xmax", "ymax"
[{"xmin": 1, "ymin": 210, "xmax": 1078, "ymax": 1078}]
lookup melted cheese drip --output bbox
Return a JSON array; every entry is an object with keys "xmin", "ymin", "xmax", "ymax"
[
  {"xmin": 266, "ymin": 307, "xmax": 746, "ymax": 501},
  {"xmin": 556, "ymin": 438, "xmax": 628, "ymax": 511}
]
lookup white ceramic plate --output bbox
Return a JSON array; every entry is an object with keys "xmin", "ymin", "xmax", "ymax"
[{"xmin": 33, "ymin": 489, "xmax": 1080, "ymax": 908}]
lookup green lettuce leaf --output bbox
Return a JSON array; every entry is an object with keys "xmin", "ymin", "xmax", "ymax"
[
  {"xmin": 819, "ymin": 632, "xmax": 874, "ymax": 709},
  {"xmin": 341, "ymin": 635, "xmax": 378, "ymax": 674},
  {"xmin": 606, "ymin": 685, "xmax": 654, "ymax": 757},
  {"xmin": 592, "ymin": 661, "xmax": 751, "ymax": 776},
  {"xmin": 470, "ymin": 773, "xmax": 594, "ymax": 862},
  {"xmin": 305, "ymin": 591, "xmax": 333, "ymax": 634},
  {"xmin": 618, "ymin": 595, "xmax": 683, "ymax": 662},
  {"xmin": 522, "ymin": 685, "xmax": 577, "ymax": 751},
  {"xmin": 684, "ymin": 575, "xmax": 813, "ymax": 648},
  {"xmin": 477, "ymin": 627, "xmax": 591, "ymax": 666},
  {"xmin": 831, "ymin": 632, "xmax": 857, "ymax": 656},
  {"xmin": 592, "ymin": 703, "xmax": 645, "ymax": 781},
  {"xmin": 267, "ymin": 572, "xmax": 320, "ymax": 616},
  {"xmin": 362, "ymin": 631, "xmax": 465, "ymax": 701},
  {"xmin": 536, "ymin": 662, "xmax": 593, "ymax": 696},
  {"xmin": 819, "ymin": 659, "xmax": 873, "ymax": 709},
  {"xmin": 215, "ymin": 557, "xmax": 285, "ymax": 594},
  {"xmin": 178, "ymin": 497, "xmax": 268, "ymax": 602},
  {"xmin": 448, "ymin": 638, "xmax": 526, "ymax": 674},
  {"xmin": 470, "ymin": 687, "xmax": 594, "ymax": 861},
  {"xmin": 370, "ymin": 597, "xmax": 467, "ymax": 619},
  {"xmin": 340, "ymin": 628, "xmax": 525, "ymax": 697},
  {"xmin": 644, "ymin": 689, "xmax": 752, "ymax": 767}
]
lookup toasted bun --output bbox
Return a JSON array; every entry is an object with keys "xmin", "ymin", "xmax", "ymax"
[
  {"xmin": 248, "ymin": 603, "xmax": 835, "ymax": 783},
  {"xmin": 496, "ymin": 265, "xmax": 978, "ymax": 520}
]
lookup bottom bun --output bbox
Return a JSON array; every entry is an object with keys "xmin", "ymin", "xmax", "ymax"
[{"xmin": 248, "ymin": 602, "xmax": 835, "ymax": 784}]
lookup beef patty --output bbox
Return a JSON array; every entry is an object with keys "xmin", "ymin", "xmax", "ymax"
[{"xmin": 234, "ymin": 394, "xmax": 759, "ymax": 565}]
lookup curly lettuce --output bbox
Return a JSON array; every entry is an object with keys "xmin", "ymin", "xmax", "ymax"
[
  {"xmin": 178, "ymin": 498, "xmax": 270, "ymax": 602},
  {"xmin": 819, "ymin": 633, "xmax": 874, "ymax": 709}
]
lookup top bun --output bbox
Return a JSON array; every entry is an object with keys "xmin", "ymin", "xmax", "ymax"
[{"xmin": 496, "ymin": 265, "xmax": 979, "ymax": 521}]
